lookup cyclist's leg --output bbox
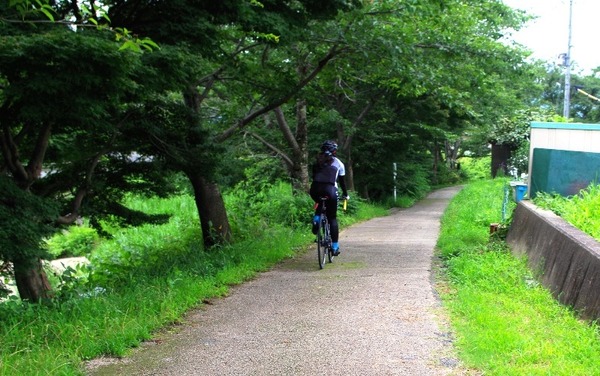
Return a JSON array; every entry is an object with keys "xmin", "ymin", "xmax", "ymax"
[
  {"xmin": 325, "ymin": 188, "xmax": 338, "ymax": 234},
  {"xmin": 309, "ymin": 186, "xmax": 321, "ymax": 234}
]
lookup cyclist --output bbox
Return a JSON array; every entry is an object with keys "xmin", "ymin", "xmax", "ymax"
[{"xmin": 310, "ymin": 140, "xmax": 349, "ymax": 256}]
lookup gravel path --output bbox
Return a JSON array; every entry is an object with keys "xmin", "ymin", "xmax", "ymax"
[{"xmin": 87, "ymin": 186, "xmax": 469, "ymax": 376}]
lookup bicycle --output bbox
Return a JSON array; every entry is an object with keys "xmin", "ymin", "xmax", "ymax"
[{"xmin": 315, "ymin": 196, "xmax": 334, "ymax": 269}]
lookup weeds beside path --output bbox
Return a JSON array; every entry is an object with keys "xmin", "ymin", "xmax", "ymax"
[
  {"xmin": 2, "ymin": 183, "xmax": 387, "ymax": 376},
  {"xmin": 86, "ymin": 186, "xmax": 468, "ymax": 376},
  {"xmin": 437, "ymin": 179, "xmax": 600, "ymax": 375}
]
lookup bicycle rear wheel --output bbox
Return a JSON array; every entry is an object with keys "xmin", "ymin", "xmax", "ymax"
[
  {"xmin": 325, "ymin": 223, "xmax": 334, "ymax": 263},
  {"xmin": 317, "ymin": 217, "xmax": 327, "ymax": 269}
]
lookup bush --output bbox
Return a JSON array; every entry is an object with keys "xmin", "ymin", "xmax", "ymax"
[
  {"xmin": 226, "ymin": 180, "xmax": 314, "ymax": 236},
  {"xmin": 85, "ymin": 194, "xmax": 201, "ymax": 288},
  {"xmin": 45, "ymin": 225, "xmax": 99, "ymax": 258},
  {"xmin": 434, "ymin": 163, "xmax": 464, "ymax": 186},
  {"xmin": 0, "ymin": 176, "xmax": 59, "ymax": 262},
  {"xmin": 458, "ymin": 156, "xmax": 492, "ymax": 181},
  {"xmin": 397, "ymin": 162, "xmax": 431, "ymax": 199},
  {"xmin": 534, "ymin": 184, "xmax": 600, "ymax": 241},
  {"xmin": 380, "ymin": 194, "xmax": 416, "ymax": 209}
]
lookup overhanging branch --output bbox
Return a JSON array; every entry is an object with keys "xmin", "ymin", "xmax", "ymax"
[
  {"xmin": 244, "ymin": 131, "xmax": 293, "ymax": 169},
  {"xmin": 217, "ymin": 44, "xmax": 346, "ymax": 142}
]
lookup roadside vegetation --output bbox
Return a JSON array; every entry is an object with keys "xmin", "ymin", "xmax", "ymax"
[
  {"xmin": 437, "ymin": 178, "xmax": 600, "ymax": 375},
  {"xmin": 534, "ymin": 184, "xmax": 600, "ymax": 242},
  {"xmin": 0, "ymin": 181, "xmax": 388, "ymax": 375},
  {"xmin": 4, "ymin": 1, "xmax": 600, "ymax": 375},
  {"xmin": 5, "ymin": 158, "xmax": 600, "ymax": 375}
]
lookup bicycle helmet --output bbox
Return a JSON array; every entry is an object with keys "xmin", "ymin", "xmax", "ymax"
[{"xmin": 321, "ymin": 140, "xmax": 338, "ymax": 153}]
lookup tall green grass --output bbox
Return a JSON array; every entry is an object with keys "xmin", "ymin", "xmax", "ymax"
[
  {"xmin": 0, "ymin": 181, "xmax": 386, "ymax": 375},
  {"xmin": 534, "ymin": 184, "xmax": 600, "ymax": 241},
  {"xmin": 437, "ymin": 179, "xmax": 600, "ymax": 375},
  {"xmin": 437, "ymin": 178, "xmax": 511, "ymax": 259}
]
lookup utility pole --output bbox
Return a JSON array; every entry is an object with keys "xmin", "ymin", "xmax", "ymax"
[{"xmin": 563, "ymin": 0, "xmax": 573, "ymax": 120}]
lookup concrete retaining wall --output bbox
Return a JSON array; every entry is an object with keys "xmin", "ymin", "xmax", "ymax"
[{"xmin": 506, "ymin": 200, "xmax": 600, "ymax": 320}]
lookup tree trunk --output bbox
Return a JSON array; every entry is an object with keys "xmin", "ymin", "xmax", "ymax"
[
  {"xmin": 2, "ymin": 121, "xmax": 55, "ymax": 302},
  {"xmin": 187, "ymin": 172, "xmax": 232, "ymax": 248},
  {"xmin": 338, "ymin": 131, "xmax": 355, "ymax": 191},
  {"xmin": 293, "ymin": 99, "xmax": 309, "ymax": 192},
  {"xmin": 444, "ymin": 139, "xmax": 461, "ymax": 170},
  {"xmin": 182, "ymin": 87, "xmax": 233, "ymax": 248},
  {"xmin": 13, "ymin": 257, "xmax": 53, "ymax": 302},
  {"xmin": 432, "ymin": 141, "xmax": 440, "ymax": 185},
  {"xmin": 335, "ymin": 100, "xmax": 374, "ymax": 192},
  {"xmin": 345, "ymin": 155, "xmax": 355, "ymax": 191},
  {"xmin": 269, "ymin": 104, "xmax": 309, "ymax": 193},
  {"xmin": 362, "ymin": 184, "xmax": 370, "ymax": 201}
]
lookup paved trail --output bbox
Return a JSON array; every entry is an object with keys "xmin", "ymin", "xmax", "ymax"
[{"xmin": 87, "ymin": 186, "xmax": 468, "ymax": 376}]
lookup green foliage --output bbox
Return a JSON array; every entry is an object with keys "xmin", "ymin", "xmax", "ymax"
[
  {"xmin": 538, "ymin": 64, "xmax": 600, "ymax": 124},
  {"xmin": 434, "ymin": 162, "xmax": 464, "ymax": 186},
  {"xmin": 444, "ymin": 243, "xmax": 600, "ymax": 374},
  {"xmin": 226, "ymin": 180, "xmax": 314, "ymax": 236},
  {"xmin": 5, "ymin": 0, "xmax": 161, "ymax": 52},
  {"xmin": 508, "ymin": 140, "xmax": 530, "ymax": 177},
  {"xmin": 7, "ymin": 0, "xmax": 55, "ymax": 21},
  {"xmin": 532, "ymin": 192, "xmax": 570, "ymax": 217},
  {"xmin": 353, "ymin": 128, "xmax": 433, "ymax": 199},
  {"xmin": 89, "ymin": 194, "xmax": 201, "ymax": 288},
  {"xmin": 437, "ymin": 179, "xmax": 510, "ymax": 259},
  {"xmin": 45, "ymin": 225, "xmax": 99, "ymax": 258},
  {"xmin": 226, "ymin": 154, "xmax": 288, "ymax": 192},
  {"xmin": 534, "ymin": 184, "xmax": 600, "ymax": 241},
  {"xmin": 438, "ymin": 179, "xmax": 600, "ymax": 375},
  {"xmin": 0, "ymin": 24, "xmax": 177, "ymax": 256},
  {"xmin": 458, "ymin": 156, "xmax": 492, "ymax": 181},
  {"xmin": 487, "ymin": 109, "xmax": 534, "ymax": 148},
  {"xmin": 380, "ymin": 195, "xmax": 417, "ymax": 209},
  {"xmin": 0, "ymin": 181, "xmax": 387, "ymax": 375},
  {"xmin": 51, "ymin": 264, "xmax": 94, "ymax": 301},
  {"xmin": 397, "ymin": 162, "xmax": 432, "ymax": 199},
  {"xmin": 1, "ymin": 28, "xmax": 139, "ymax": 123},
  {"xmin": 0, "ymin": 176, "xmax": 59, "ymax": 262},
  {"xmin": 122, "ymin": 97, "xmax": 224, "ymax": 182}
]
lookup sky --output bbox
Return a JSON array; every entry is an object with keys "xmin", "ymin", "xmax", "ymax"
[{"xmin": 502, "ymin": 0, "xmax": 600, "ymax": 75}]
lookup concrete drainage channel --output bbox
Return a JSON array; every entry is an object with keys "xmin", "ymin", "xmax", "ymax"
[{"xmin": 506, "ymin": 200, "xmax": 600, "ymax": 321}]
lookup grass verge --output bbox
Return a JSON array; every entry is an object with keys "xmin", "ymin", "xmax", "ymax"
[
  {"xmin": 0, "ymin": 192, "xmax": 386, "ymax": 376},
  {"xmin": 437, "ymin": 179, "xmax": 600, "ymax": 375}
]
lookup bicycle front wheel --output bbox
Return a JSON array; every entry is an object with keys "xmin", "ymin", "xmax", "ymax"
[{"xmin": 317, "ymin": 218, "xmax": 327, "ymax": 269}]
